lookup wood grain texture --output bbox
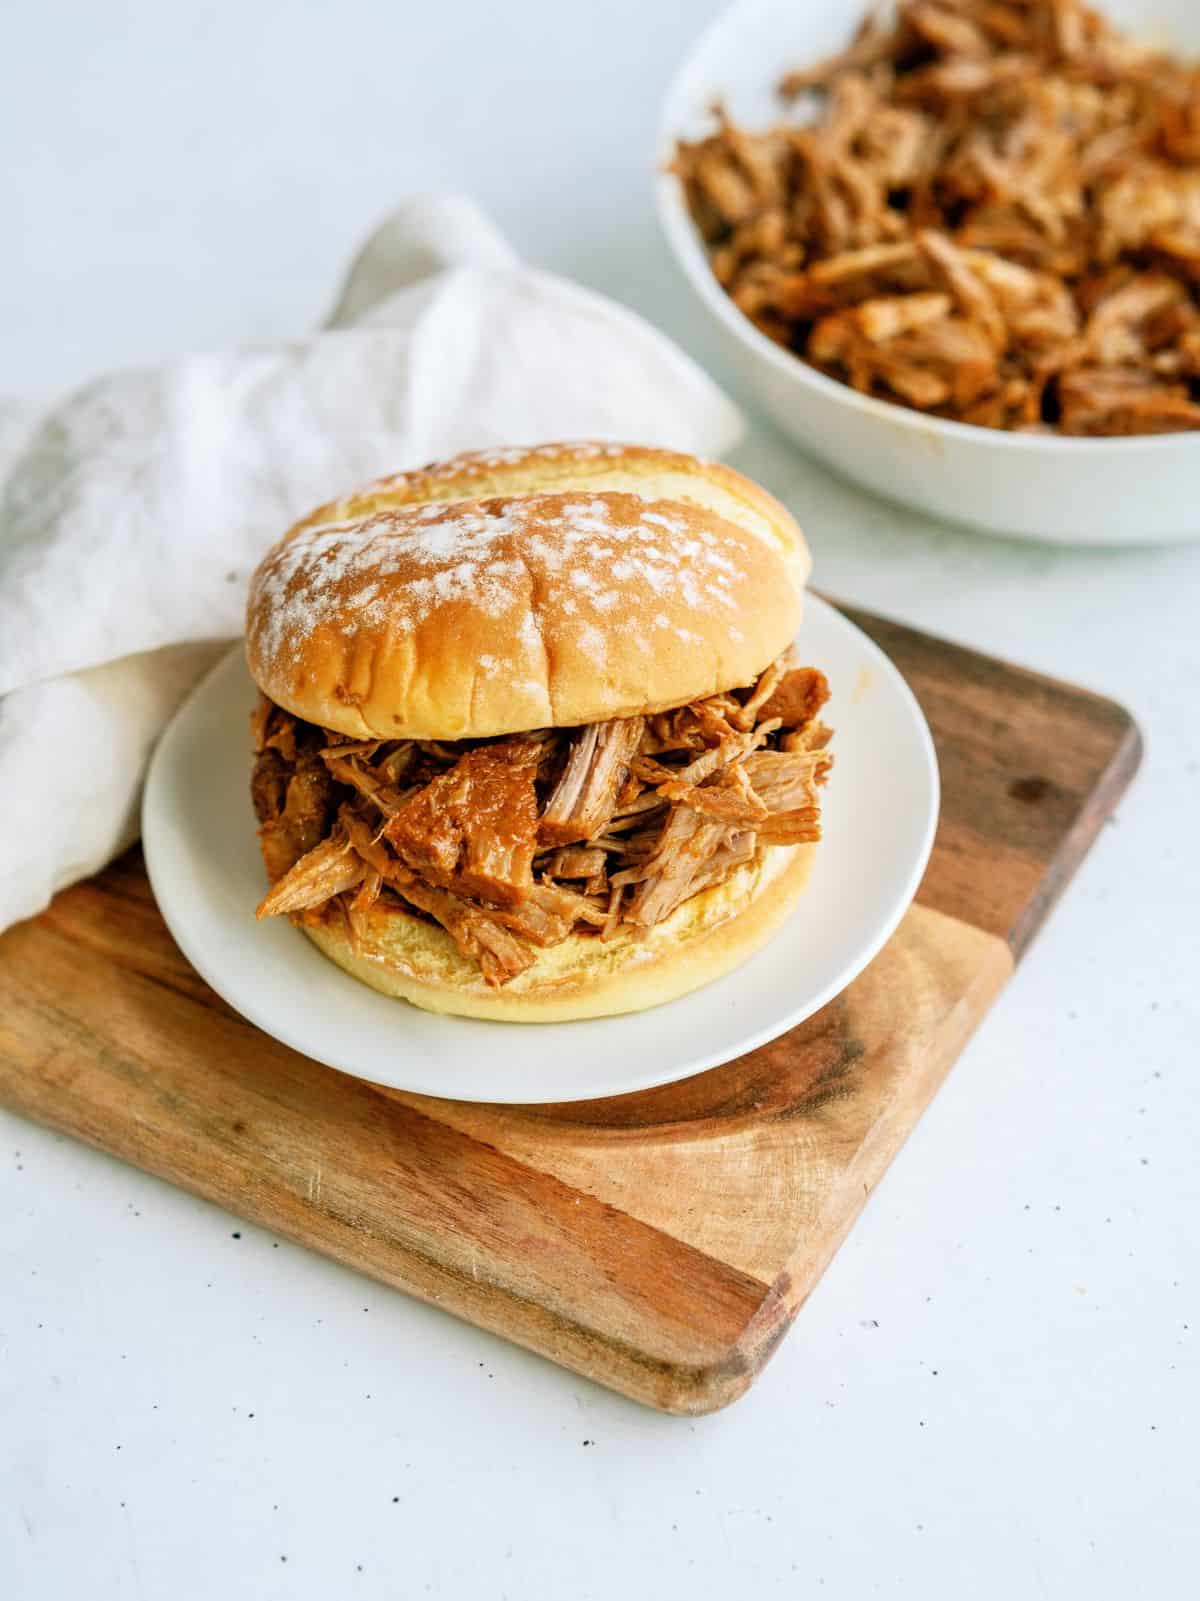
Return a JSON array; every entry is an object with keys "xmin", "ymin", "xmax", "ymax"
[
  {"xmin": 0, "ymin": 609, "xmax": 1141, "ymax": 1413},
  {"xmin": 839, "ymin": 606, "xmax": 1144, "ymax": 956}
]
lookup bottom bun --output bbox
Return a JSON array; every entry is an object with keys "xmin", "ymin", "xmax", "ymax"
[{"xmin": 299, "ymin": 844, "xmax": 815, "ymax": 1023}]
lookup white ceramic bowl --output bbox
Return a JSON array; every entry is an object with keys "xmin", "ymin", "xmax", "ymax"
[{"xmin": 657, "ymin": 0, "xmax": 1200, "ymax": 545}]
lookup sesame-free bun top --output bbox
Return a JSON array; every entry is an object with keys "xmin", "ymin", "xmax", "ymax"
[
  {"xmin": 246, "ymin": 441, "xmax": 807, "ymax": 740},
  {"xmin": 288, "ymin": 441, "xmax": 810, "ymax": 583}
]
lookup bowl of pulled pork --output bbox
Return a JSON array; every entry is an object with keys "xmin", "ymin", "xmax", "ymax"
[{"xmin": 659, "ymin": 0, "xmax": 1200, "ymax": 543}]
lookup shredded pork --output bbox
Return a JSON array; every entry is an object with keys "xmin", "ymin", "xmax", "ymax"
[
  {"xmin": 252, "ymin": 652, "xmax": 833, "ymax": 986},
  {"xmin": 671, "ymin": 0, "xmax": 1200, "ymax": 434}
]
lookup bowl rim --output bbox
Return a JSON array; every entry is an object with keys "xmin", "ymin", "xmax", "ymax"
[{"xmin": 654, "ymin": 0, "xmax": 1200, "ymax": 458}]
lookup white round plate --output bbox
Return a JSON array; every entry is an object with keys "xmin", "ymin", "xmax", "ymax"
[{"xmin": 142, "ymin": 597, "xmax": 938, "ymax": 1104}]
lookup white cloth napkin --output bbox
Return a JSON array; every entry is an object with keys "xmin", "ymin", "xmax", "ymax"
[{"xmin": 0, "ymin": 194, "xmax": 742, "ymax": 932}]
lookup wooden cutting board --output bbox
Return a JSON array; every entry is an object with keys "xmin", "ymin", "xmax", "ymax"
[{"xmin": 0, "ymin": 605, "xmax": 1140, "ymax": 1414}]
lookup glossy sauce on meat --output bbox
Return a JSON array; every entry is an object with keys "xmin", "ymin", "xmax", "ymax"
[{"xmin": 251, "ymin": 651, "xmax": 833, "ymax": 986}]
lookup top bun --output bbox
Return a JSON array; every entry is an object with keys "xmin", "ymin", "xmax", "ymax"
[{"xmin": 246, "ymin": 441, "xmax": 807, "ymax": 740}]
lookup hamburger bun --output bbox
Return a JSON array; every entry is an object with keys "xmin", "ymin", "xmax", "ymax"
[{"xmin": 245, "ymin": 442, "xmax": 807, "ymax": 740}]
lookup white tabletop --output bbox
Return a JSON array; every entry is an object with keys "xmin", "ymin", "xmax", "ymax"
[{"xmin": 2, "ymin": 3, "xmax": 1197, "ymax": 1597}]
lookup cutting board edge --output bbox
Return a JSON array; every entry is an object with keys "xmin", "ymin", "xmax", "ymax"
[{"xmin": 1008, "ymin": 707, "xmax": 1143, "ymax": 960}]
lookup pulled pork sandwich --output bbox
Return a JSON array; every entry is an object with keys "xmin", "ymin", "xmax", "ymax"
[{"xmin": 246, "ymin": 442, "xmax": 832, "ymax": 1021}]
